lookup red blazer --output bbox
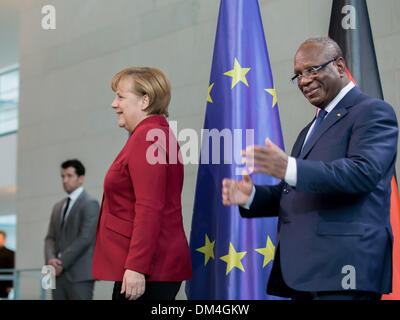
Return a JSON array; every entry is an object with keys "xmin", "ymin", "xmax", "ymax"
[{"xmin": 92, "ymin": 115, "xmax": 192, "ymax": 282}]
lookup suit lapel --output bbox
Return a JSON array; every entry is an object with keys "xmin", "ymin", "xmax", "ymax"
[
  {"xmin": 299, "ymin": 106, "xmax": 348, "ymax": 159},
  {"xmin": 291, "ymin": 123, "xmax": 313, "ymax": 157},
  {"xmin": 62, "ymin": 190, "xmax": 86, "ymax": 229},
  {"xmin": 298, "ymin": 86, "xmax": 361, "ymax": 159},
  {"xmin": 56, "ymin": 200, "xmax": 66, "ymax": 231}
]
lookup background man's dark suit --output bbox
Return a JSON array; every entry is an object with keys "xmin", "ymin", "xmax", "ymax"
[
  {"xmin": 0, "ymin": 246, "xmax": 14, "ymax": 298},
  {"xmin": 240, "ymin": 85, "xmax": 398, "ymax": 297}
]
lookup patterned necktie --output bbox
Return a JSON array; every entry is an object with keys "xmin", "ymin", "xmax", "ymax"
[
  {"xmin": 303, "ymin": 109, "xmax": 328, "ymax": 148},
  {"xmin": 60, "ymin": 197, "xmax": 71, "ymax": 228}
]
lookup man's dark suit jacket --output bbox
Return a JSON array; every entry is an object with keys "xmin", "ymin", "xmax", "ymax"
[
  {"xmin": 0, "ymin": 246, "xmax": 15, "ymax": 297},
  {"xmin": 240, "ymin": 86, "xmax": 398, "ymax": 296}
]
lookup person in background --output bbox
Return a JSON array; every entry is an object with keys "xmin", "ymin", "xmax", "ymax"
[
  {"xmin": 92, "ymin": 67, "xmax": 192, "ymax": 300},
  {"xmin": 45, "ymin": 159, "xmax": 100, "ymax": 300},
  {"xmin": 0, "ymin": 231, "xmax": 14, "ymax": 299}
]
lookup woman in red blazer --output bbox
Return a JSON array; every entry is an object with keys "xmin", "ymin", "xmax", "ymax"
[{"xmin": 92, "ymin": 67, "xmax": 192, "ymax": 300}]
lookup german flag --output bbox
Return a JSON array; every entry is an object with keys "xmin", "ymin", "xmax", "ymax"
[{"xmin": 328, "ymin": 0, "xmax": 400, "ymax": 299}]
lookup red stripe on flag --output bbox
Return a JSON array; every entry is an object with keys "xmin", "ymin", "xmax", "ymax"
[
  {"xmin": 346, "ymin": 68, "xmax": 357, "ymax": 86},
  {"xmin": 382, "ymin": 177, "xmax": 400, "ymax": 299}
]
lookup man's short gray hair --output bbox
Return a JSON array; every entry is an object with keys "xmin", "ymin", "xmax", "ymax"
[{"xmin": 301, "ymin": 37, "xmax": 344, "ymax": 59}]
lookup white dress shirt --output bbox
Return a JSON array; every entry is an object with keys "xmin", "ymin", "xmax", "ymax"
[{"xmin": 243, "ymin": 81, "xmax": 355, "ymax": 209}]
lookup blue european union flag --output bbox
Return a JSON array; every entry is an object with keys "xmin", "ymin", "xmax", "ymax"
[{"xmin": 186, "ymin": 0, "xmax": 286, "ymax": 300}]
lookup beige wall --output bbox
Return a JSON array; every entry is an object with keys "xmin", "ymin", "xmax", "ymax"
[{"xmin": 16, "ymin": 0, "xmax": 400, "ymax": 299}]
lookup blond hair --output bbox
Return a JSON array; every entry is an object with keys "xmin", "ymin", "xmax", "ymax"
[{"xmin": 111, "ymin": 67, "xmax": 171, "ymax": 117}]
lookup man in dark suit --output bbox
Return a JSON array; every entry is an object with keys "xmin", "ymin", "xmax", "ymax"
[
  {"xmin": 222, "ymin": 37, "xmax": 398, "ymax": 300},
  {"xmin": 0, "ymin": 231, "xmax": 14, "ymax": 299},
  {"xmin": 45, "ymin": 159, "xmax": 100, "ymax": 300}
]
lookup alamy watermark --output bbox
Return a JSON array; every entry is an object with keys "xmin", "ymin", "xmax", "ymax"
[
  {"xmin": 41, "ymin": 265, "xmax": 56, "ymax": 290},
  {"xmin": 41, "ymin": 5, "xmax": 56, "ymax": 30},
  {"xmin": 341, "ymin": 264, "xmax": 356, "ymax": 290},
  {"xmin": 146, "ymin": 121, "xmax": 255, "ymax": 176}
]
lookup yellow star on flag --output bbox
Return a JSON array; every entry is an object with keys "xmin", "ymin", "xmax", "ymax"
[
  {"xmin": 219, "ymin": 242, "xmax": 247, "ymax": 275},
  {"xmin": 207, "ymin": 83, "xmax": 214, "ymax": 103},
  {"xmin": 265, "ymin": 87, "xmax": 277, "ymax": 108},
  {"xmin": 196, "ymin": 234, "xmax": 215, "ymax": 266},
  {"xmin": 255, "ymin": 236, "xmax": 275, "ymax": 268},
  {"xmin": 224, "ymin": 58, "xmax": 251, "ymax": 88}
]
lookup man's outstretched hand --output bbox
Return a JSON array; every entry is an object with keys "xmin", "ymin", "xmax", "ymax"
[
  {"xmin": 222, "ymin": 171, "xmax": 253, "ymax": 206},
  {"xmin": 243, "ymin": 138, "xmax": 288, "ymax": 180}
]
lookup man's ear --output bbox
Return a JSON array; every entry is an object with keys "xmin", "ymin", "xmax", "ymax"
[
  {"xmin": 336, "ymin": 57, "xmax": 347, "ymax": 75},
  {"xmin": 141, "ymin": 94, "xmax": 150, "ymax": 111},
  {"xmin": 78, "ymin": 175, "xmax": 85, "ymax": 185}
]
